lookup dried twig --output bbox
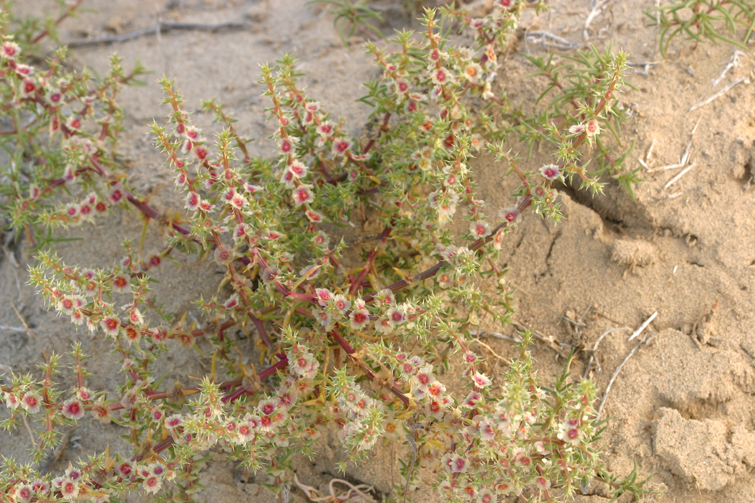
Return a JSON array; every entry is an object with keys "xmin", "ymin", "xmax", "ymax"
[
  {"xmin": 662, "ymin": 162, "xmax": 694, "ymax": 191},
  {"xmin": 712, "ymin": 49, "xmax": 745, "ymax": 87},
  {"xmin": 583, "ymin": 0, "xmax": 611, "ymax": 41},
  {"xmin": 67, "ymin": 21, "xmax": 250, "ymax": 48},
  {"xmin": 471, "ymin": 338, "xmax": 509, "ymax": 364},
  {"xmin": 628, "ymin": 312, "xmax": 658, "ymax": 341},
  {"xmin": 688, "ymin": 77, "xmax": 749, "ymax": 112},
  {"xmin": 597, "ymin": 330, "xmax": 658, "ymax": 418},
  {"xmin": 0, "ymin": 325, "xmax": 26, "ymax": 332},
  {"xmin": 582, "ymin": 326, "xmax": 630, "ymax": 377},
  {"xmin": 526, "ymin": 31, "xmax": 580, "ymax": 50},
  {"xmin": 597, "ymin": 313, "xmax": 658, "ymax": 417}
]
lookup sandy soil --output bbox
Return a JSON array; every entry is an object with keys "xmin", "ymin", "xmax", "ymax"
[{"xmin": 2, "ymin": 0, "xmax": 755, "ymax": 502}]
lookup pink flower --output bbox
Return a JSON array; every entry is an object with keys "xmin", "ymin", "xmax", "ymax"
[
  {"xmin": 332, "ymin": 138, "xmax": 351, "ymax": 155},
  {"xmin": 499, "ymin": 206, "xmax": 521, "ymax": 224},
  {"xmin": 129, "ymin": 309, "xmax": 144, "ymax": 326},
  {"xmin": 1, "ymin": 40, "xmax": 20, "ymax": 59},
  {"xmin": 185, "ymin": 192, "xmax": 200, "ymax": 211},
  {"xmin": 292, "ymin": 185, "xmax": 314, "ymax": 206},
  {"xmin": 349, "ymin": 299, "xmax": 370, "ymax": 330},
  {"xmin": 585, "ymin": 118, "xmax": 600, "ymax": 137},
  {"xmin": 143, "ymin": 475, "xmax": 161, "ymax": 494},
  {"xmin": 569, "ymin": 123, "xmax": 586, "ymax": 135},
  {"xmin": 61, "ymin": 399, "xmax": 85, "ymax": 420},
  {"xmin": 471, "ymin": 371, "xmax": 492, "ymax": 388},
  {"xmin": 539, "ymin": 163, "xmax": 561, "ymax": 180},
  {"xmin": 305, "ymin": 209, "xmax": 324, "ymax": 223},
  {"xmin": 469, "ymin": 220, "xmax": 491, "ymax": 238},
  {"xmin": 112, "ymin": 275, "xmax": 130, "ymax": 293},
  {"xmin": 332, "ymin": 294, "xmax": 350, "ymax": 312},
  {"xmin": 376, "ymin": 288, "xmax": 395, "ymax": 306},
  {"xmin": 100, "ymin": 316, "xmax": 121, "ymax": 337},
  {"xmin": 431, "ymin": 67, "xmax": 453, "ymax": 86},
  {"xmin": 21, "ymin": 392, "xmax": 42, "ymax": 414},
  {"xmin": 288, "ymin": 160, "xmax": 308, "ymax": 178},
  {"xmin": 65, "ymin": 116, "xmax": 82, "ymax": 132},
  {"xmin": 229, "ymin": 193, "xmax": 247, "ymax": 209},
  {"xmin": 60, "ymin": 479, "xmax": 79, "ymax": 500},
  {"xmin": 315, "ymin": 288, "xmax": 332, "ymax": 306}
]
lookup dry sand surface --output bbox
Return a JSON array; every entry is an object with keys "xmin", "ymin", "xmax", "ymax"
[{"xmin": 2, "ymin": 0, "xmax": 755, "ymax": 502}]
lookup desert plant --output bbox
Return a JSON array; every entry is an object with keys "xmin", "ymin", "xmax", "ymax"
[
  {"xmin": 1, "ymin": 2, "xmax": 654, "ymax": 503},
  {"xmin": 646, "ymin": 0, "xmax": 755, "ymax": 57}
]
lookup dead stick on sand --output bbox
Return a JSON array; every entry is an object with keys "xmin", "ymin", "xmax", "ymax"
[
  {"xmin": 688, "ymin": 77, "xmax": 749, "ymax": 112},
  {"xmin": 597, "ymin": 312, "xmax": 658, "ymax": 417},
  {"xmin": 67, "ymin": 21, "xmax": 250, "ymax": 48}
]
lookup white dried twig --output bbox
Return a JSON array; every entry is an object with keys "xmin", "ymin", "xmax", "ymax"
[
  {"xmin": 689, "ymin": 77, "xmax": 749, "ymax": 112},
  {"xmin": 628, "ymin": 311, "xmax": 658, "ymax": 341},
  {"xmin": 712, "ymin": 49, "xmax": 745, "ymax": 87},
  {"xmin": 645, "ymin": 139, "xmax": 656, "ymax": 163},
  {"xmin": 663, "ymin": 162, "xmax": 694, "ymax": 191},
  {"xmin": 583, "ymin": 327, "xmax": 630, "ymax": 376},
  {"xmin": 526, "ymin": 31, "xmax": 580, "ymax": 50},
  {"xmin": 584, "ymin": 0, "xmax": 610, "ymax": 41},
  {"xmin": 597, "ymin": 331, "xmax": 656, "ymax": 417}
]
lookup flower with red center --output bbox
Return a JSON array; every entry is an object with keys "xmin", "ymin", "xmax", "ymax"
[
  {"xmin": 229, "ymin": 193, "xmax": 247, "ymax": 209},
  {"xmin": 1, "ymin": 41, "xmax": 20, "ymax": 59},
  {"xmin": 431, "ymin": 67, "xmax": 453, "ymax": 86},
  {"xmin": 386, "ymin": 306, "xmax": 405, "ymax": 325},
  {"xmin": 280, "ymin": 137, "xmax": 297, "ymax": 154},
  {"xmin": 395, "ymin": 79, "xmax": 409, "ymax": 94},
  {"xmin": 60, "ymin": 479, "xmax": 79, "ymax": 500},
  {"xmin": 185, "ymin": 192, "xmax": 200, "ymax": 211},
  {"xmin": 312, "ymin": 231, "xmax": 329, "ymax": 248},
  {"xmin": 499, "ymin": 206, "xmax": 521, "ymax": 224},
  {"xmin": 305, "ymin": 209, "xmax": 324, "ymax": 223},
  {"xmin": 585, "ymin": 118, "xmax": 600, "ymax": 136},
  {"xmin": 109, "ymin": 187, "xmax": 124, "ymax": 204},
  {"xmin": 569, "ymin": 123, "xmax": 586, "ymax": 135},
  {"xmin": 332, "ymin": 294, "xmax": 350, "ymax": 312},
  {"xmin": 540, "ymin": 163, "xmax": 561, "ymax": 180},
  {"xmin": 61, "ymin": 399, "xmax": 85, "ymax": 420},
  {"xmin": 58, "ymin": 297, "xmax": 75, "ymax": 315},
  {"xmin": 14, "ymin": 484, "xmax": 32, "ymax": 503},
  {"xmin": 21, "ymin": 392, "xmax": 42, "ymax": 414},
  {"xmin": 91, "ymin": 401, "xmax": 111, "ymax": 423},
  {"xmin": 15, "ymin": 64, "xmax": 33, "ymax": 77},
  {"xmin": 463, "ymin": 63, "xmax": 482, "ymax": 81},
  {"xmin": 129, "ymin": 309, "xmax": 144, "ymax": 326},
  {"xmin": 317, "ymin": 122, "xmax": 334, "ymax": 137},
  {"xmin": 463, "ymin": 391, "xmax": 482, "ymax": 408},
  {"xmin": 184, "ymin": 126, "xmax": 201, "ymax": 141},
  {"xmin": 292, "ymin": 185, "xmax": 314, "ymax": 206},
  {"xmin": 376, "ymin": 288, "xmax": 395, "ymax": 306},
  {"xmin": 332, "ymin": 138, "xmax": 351, "ymax": 155},
  {"xmin": 259, "ymin": 399, "xmax": 276, "ymax": 416},
  {"xmin": 165, "ymin": 415, "xmax": 183, "ymax": 429},
  {"xmin": 66, "ymin": 116, "xmax": 82, "ymax": 131},
  {"xmin": 349, "ymin": 303, "xmax": 370, "ymax": 330},
  {"xmin": 447, "ymin": 454, "xmax": 467, "ymax": 474},
  {"xmin": 315, "ymin": 288, "xmax": 332, "ymax": 306},
  {"xmin": 143, "ymin": 475, "xmax": 161, "ymax": 494},
  {"xmin": 469, "ymin": 220, "xmax": 491, "ymax": 238},
  {"xmin": 100, "ymin": 316, "xmax": 121, "ymax": 337},
  {"xmin": 288, "ymin": 160, "xmax": 308, "ymax": 178},
  {"xmin": 471, "ymin": 371, "xmax": 492, "ymax": 388},
  {"xmin": 112, "ymin": 275, "xmax": 130, "ymax": 293}
]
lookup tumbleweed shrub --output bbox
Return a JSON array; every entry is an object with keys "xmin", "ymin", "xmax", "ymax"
[{"xmin": 1, "ymin": 2, "xmax": 651, "ymax": 502}]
